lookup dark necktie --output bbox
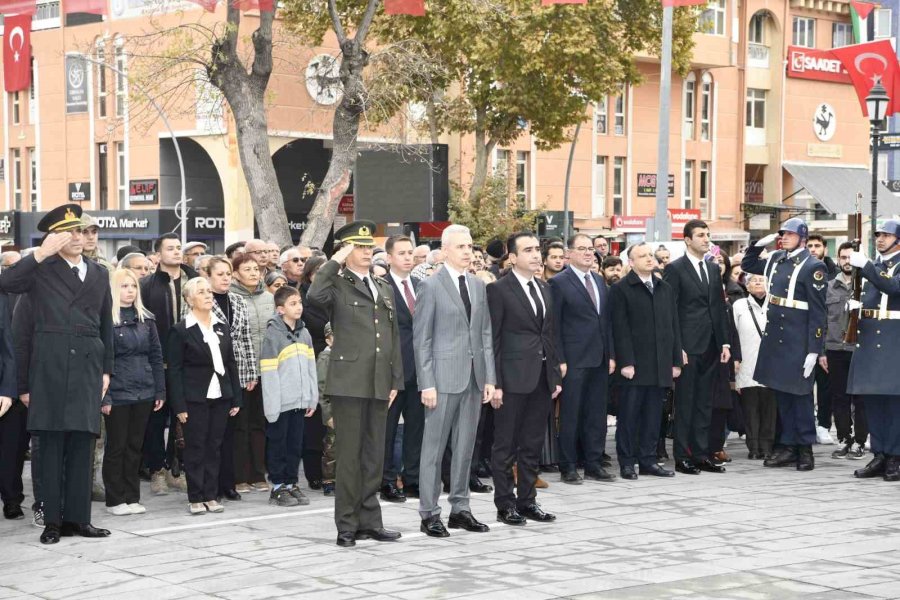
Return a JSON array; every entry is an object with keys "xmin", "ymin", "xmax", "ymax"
[
  {"xmin": 362, "ymin": 276, "xmax": 374, "ymax": 300},
  {"xmin": 72, "ymin": 265, "xmax": 80, "ymax": 281},
  {"xmin": 458, "ymin": 275, "xmax": 471, "ymax": 322},
  {"xmin": 698, "ymin": 260, "xmax": 709, "ymax": 286},
  {"xmin": 584, "ymin": 273, "xmax": 598, "ymax": 313},
  {"xmin": 645, "ymin": 280, "xmax": 653, "ymax": 295},
  {"xmin": 527, "ymin": 280, "xmax": 544, "ymax": 326},
  {"xmin": 402, "ymin": 279, "xmax": 415, "ymax": 314}
]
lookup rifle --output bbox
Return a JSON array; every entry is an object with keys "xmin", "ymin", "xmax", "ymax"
[{"xmin": 844, "ymin": 193, "xmax": 863, "ymax": 345}]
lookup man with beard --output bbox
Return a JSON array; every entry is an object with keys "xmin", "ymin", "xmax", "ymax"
[
  {"xmin": 806, "ymin": 233, "xmax": 836, "ymax": 443},
  {"xmin": 543, "ymin": 242, "xmax": 565, "ymax": 281},
  {"xmin": 602, "ymin": 256, "xmax": 623, "ymax": 286},
  {"xmin": 807, "ymin": 234, "xmax": 837, "ymax": 280}
]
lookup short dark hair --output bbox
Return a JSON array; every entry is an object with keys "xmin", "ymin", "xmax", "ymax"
[
  {"xmin": 225, "ymin": 241, "xmax": 246, "ymax": 259},
  {"xmin": 274, "ymin": 285, "xmax": 300, "ymax": 308},
  {"xmin": 593, "ymin": 235, "xmax": 607, "ymax": 244},
  {"xmin": 507, "ymin": 231, "xmax": 538, "ymax": 256},
  {"xmin": 627, "ymin": 242, "xmax": 648, "ymax": 259},
  {"xmin": 154, "ymin": 232, "xmax": 180, "ymax": 253},
  {"xmin": 838, "ymin": 241, "xmax": 854, "ymax": 254},
  {"xmin": 683, "ymin": 219, "xmax": 709, "ymax": 239},
  {"xmin": 231, "ymin": 253, "xmax": 258, "ymax": 274},
  {"xmin": 654, "ymin": 246, "xmax": 670, "ymax": 261},
  {"xmin": 568, "ymin": 233, "xmax": 592, "ymax": 249},
  {"xmin": 602, "ymin": 256, "xmax": 623, "ymax": 269},
  {"xmin": 300, "ymin": 255, "xmax": 327, "ymax": 286},
  {"xmin": 807, "ymin": 234, "xmax": 825, "ymax": 244},
  {"xmin": 385, "ymin": 235, "xmax": 413, "ymax": 255},
  {"xmin": 543, "ymin": 241, "xmax": 565, "ymax": 259}
]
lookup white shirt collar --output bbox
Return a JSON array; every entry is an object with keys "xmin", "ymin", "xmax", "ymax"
[
  {"xmin": 185, "ymin": 311, "xmax": 222, "ymax": 330},
  {"xmin": 65, "ymin": 256, "xmax": 85, "ymax": 268},
  {"xmin": 788, "ymin": 247, "xmax": 806, "ymax": 258},
  {"xmin": 569, "ymin": 264, "xmax": 591, "ymax": 278},
  {"xmin": 881, "ymin": 250, "xmax": 900, "ymax": 262},
  {"xmin": 390, "ymin": 270, "xmax": 412, "ymax": 288},
  {"xmin": 638, "ymin": 272, "xmax": 654, "ymax": 285},
  {"xmin": 443, "ymin": 263, "xmax": 464, "ymax": 281},
  {"xmin": 512, "ymin": 269, "xmax": 535, "ymax": 288}
]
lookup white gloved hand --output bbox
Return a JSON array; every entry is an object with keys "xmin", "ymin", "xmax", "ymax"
[
  {"xmin": 803, "ymin": 353, "xmax": 818, "ymax": 378},
  {"xmin": 846, "ymin": 299, "xmax": 861, "ymax": 311},
  {"xmin": 849, "ymin": 251, "xmax": 868, "ymax": 268},
  {"xmin": 755, "ymin": 233, "xmax": 778, "ymax": 248}
]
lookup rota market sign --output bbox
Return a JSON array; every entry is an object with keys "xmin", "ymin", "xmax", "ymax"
[{"xmin": 787, "ymin": 46, "xmax": 852, "ymax": 84}]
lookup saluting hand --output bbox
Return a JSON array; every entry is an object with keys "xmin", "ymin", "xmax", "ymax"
[
  {"xmin": 34, "ymin": 232, "xmax": 73, "ymax": 263},
  {"xmin": 332, "ymin": 243, "xmax": 354, "ymax": 265},
  {"xmin": 755, "ymin": 233, "xmax": 778, "ymax": 248}
]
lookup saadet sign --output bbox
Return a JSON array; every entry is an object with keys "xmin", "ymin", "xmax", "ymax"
[{"xmin": 787, "ymin": 46, "xmax": 851, "ymax": 84}]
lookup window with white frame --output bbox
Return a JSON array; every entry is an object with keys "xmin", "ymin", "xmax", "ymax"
[
  {"xmin": 12, "ymin": 92, "xmax": 20, "ymax": 126},
  {"xmin": 699, "ymin": 160, "xmax": 710, "ymax": 219},
  {"xmin": 613, "ymin": 87, "xmax": 625, "ymax": 136},
  {"xmin": 792, "ymin": 17, "xmax": 815, "ymax": 48},
  {"xmin": 28, "ymin": 147, "xmax": 37, "ymax": 211},
  {"xmin": 28, "ymin": 74, "xmax": 35, "ymax": 123},
  {"xmin": 114, "ymin": 38, "xmax": 127, "ymax": 117},
  {"xmin": 699, "ymin": 0, "xmax": 726, "ymax": 36},
  {"xmin": 700, "ymin": 74, "xmax": 711, "ymax": 141},
  {"xmin": 749, "ymin": 13, "xmax": 766, "ymax": 44},
  {"xmin": 832, "ymin": 22, "xmax": 852, "ymax": 48},
  {"xmin": 12, "ymin": 149, "xmax": 21, "ymax": 211},
  {"xmin": 596, "ymin": 97, "xmax": 607, "ymax": 135},
  {"xmin": 683, "ymin": 75, "xmax": 695, "ymax": 139},
  {"xmin": 875, "ymin": 9, "xmax": 892, "ymax": 39},
  {"xmin": 515, "ymin": 151, "xmax": 529, "ymax": 205},
  {"xmin": 593, "ymin": 156, "xmax": 606, "ymax": 217},
  {"xmin": 683, "ymin": 160, "xmax": 694, "ymax": 209},
  {"xmin": 34, "ymin": 0, "xmax": 60, "ymax": 20},
  {"xmin": 746, "ymin": 88, "xmax": 766, "ymax": 128},
  {"xmin": 116, "ymin": 142, "xmax": 126, "ymax": 207},
  {"xmin": 495, "ymin": 149, "xmax": 510, "ymax": 177},
  {"xmin": 613, "ymin": 157, "xmax": 624, "ymax": 216},
  {"xmin": 96, "ymin": 40, "xmax": 107, "ymax": 118}
]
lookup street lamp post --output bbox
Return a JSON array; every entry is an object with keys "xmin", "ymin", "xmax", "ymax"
[{"xmin": 866, "ymin": 81, "xmax": 890, "ymax": 257}]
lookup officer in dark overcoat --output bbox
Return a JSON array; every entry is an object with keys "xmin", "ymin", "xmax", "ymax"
[
  {"xmin": 0, "ymin": 204, "xmax": 114, "ymax": 544},
  {"xmin": 742, "ymin": 218, "xmax": 827, "ymax": 471},
  {"xmin": 847, "ymin": 220, "xmax": 900, "ymax": 480},
  {"xmin": 307, "ymin": 220, "xmax": 404, "ymax": 548}
]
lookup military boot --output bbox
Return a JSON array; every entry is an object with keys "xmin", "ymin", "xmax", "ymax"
[
  {"xmin": 883, "ymin": 456, "xmax": 900, "ymax": 482},
  {"xmin": 763, "ymin": 446, "xmax": 798, "ymax": 468},
  {"xmin": 854, "ymin": 453, "xmax": 886, "ymax": 478},
  {"xmin": 796, "ymin": 446, "xmax": 815, "ymax": 471}
]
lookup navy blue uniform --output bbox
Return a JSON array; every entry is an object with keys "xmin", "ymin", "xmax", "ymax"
[
  {"xmin": 847, "ymin": 252, "xmax": 900, "ymax": 456},
  {"xmin": 742, "ymin": 246, "xmax": 827, "ymax": 446}
]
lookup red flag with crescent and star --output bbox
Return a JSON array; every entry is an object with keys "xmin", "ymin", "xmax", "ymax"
[
  {"xmin": 831, "ymin": 40, "xmax": 900, "ymax": 117},
  {"xmin": 3, "ymin": 12, "xmax": 31, "ymax": 92}
]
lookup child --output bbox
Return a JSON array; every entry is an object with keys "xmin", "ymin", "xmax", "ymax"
[
  {"xmin": 260, "ymin": 287, "xmax": 318, "ymax": 507},
  {"xmin": 317, "ymin": 323, "xmax": 335, "ymax": 496}
]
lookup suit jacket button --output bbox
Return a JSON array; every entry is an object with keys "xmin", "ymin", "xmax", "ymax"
[
  {"xmin": 376, "ymin": 333, "xmax": 381, "ymax": 338},
  {"xmin": 70, "ymin": 349, "xmax": 76, "ymax": 354},
  {"xmin": 339, "ymin": 356, "xmax": 344, "ymax": 360},
  {"xmin": 876, "ymin": 330, "xmax": 881, "ymax": 334},
  {"xmin": 376, "ymin": 348, "xmax": 380, "ymax": 352},
  {"xmin": 877, "ymin": 344, "xmax": 881, "ymax": 348},
  {"xmin": 375, "ymin": 319, "xmax": 379, "ymax": 324}
]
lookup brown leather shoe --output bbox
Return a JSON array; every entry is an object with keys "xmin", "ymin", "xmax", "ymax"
[
  {"xmin": 712, "ymin": 451, "xmax": 732, "ymax": 463},
  {"xmin": 535, "ymin": 477, "xmax": 549, "ymax": 489}
]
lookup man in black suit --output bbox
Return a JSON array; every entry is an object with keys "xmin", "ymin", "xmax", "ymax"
[
  {"xmin": 663, "ymin": 219, "xmax": 729, "ymax": 475},
  {"xmin": 380, "ymin": 235, "xmax": 424, "ymax": 503},
  {"xmin": 487, "ymin": 233, "xmax": 562, "ymax": 525},
  {"xmin": 548, "ymin": 233, "xmax": 616, "ymax": 484},
  {"xmin": 611, "ymin": 243, "xmax": 682, "ymax": 479}
]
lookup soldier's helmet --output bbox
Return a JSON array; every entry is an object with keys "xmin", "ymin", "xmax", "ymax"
[
  {"xmin": 778, "ymin": 217, "xmax": 809, "ymax": 240},
  {"xmin": 876, "ymin": 219, "xmax": 900, "ymax": 238}
]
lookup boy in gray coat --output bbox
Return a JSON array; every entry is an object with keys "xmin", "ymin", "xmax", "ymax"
[{"xmin": 260, "ymin": 287, "xmax": 318, "ymax": 507}]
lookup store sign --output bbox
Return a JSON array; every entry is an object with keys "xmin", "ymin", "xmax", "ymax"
[
  {"xmin": 68, "ymin": 182, "xmax": 91, "ymax": 203},
  {"xmin": 65, "ymin": 54, "xmax": 88, "ymax": 114},
  {"xmin": 745, "ymin": 180, "xmax": 764, "ymax": 203},
  {"xmin": 813, "ymin": 103, "xmax": 837, "ymax": 142},
  {"xmin": 0, "ymin": 212, "xmax": 15, "ymax": 240},
  {"xmin": 538, "ymin": 211, "xmax": 574, "ymax": 238},
  {"xmin": 787, "ymin": 46, "xmax": 852, "ymax": 84},
  {"xmin": 129, "ymin": 179, "xmax": 158, "ymax": 205},
  {"xmin": 877, "ymin": 134, "xmax": 900, "ymax": 152},
  {"xmin": 611, "ymin": 209, "xmax": 700, "ymax": 240},
  {"xmin": 194, "ymin": 216, "xmax": 225, "ymax": 230},
  {"xmin": 886, "ymin": 180, "xmax": 900, "ymax": 193},
  {"xmin": 636, "ymin": 173, "xmax": 675, "ymax": 197},
  {"xmin": 338, "ymin": 195, "xmax": 354, "ymax": 214},
  {"xmin": 94, "ymin": 213, "xmax": 153, "ymax": 230}
]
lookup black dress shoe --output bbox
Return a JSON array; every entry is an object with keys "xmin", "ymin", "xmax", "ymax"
[
  {"xmin": 336, "ymin": 531, "xmax": 356, "ymax": 547},
  {"xmin": 380, "ymin": 482, "xmax": 407, "ymax": 503},
  {"xmin": 583, "ymin": 467, "xmax": 616, "ymax": 481},
  {"xmin": 40, "ymin": 524, "xmax": 61, "ymax": 544},
  {"xmin": 560, "ymin": 471, "xmax": 583, "ymax": 484},
  {"xmin": 601, "ymin": 453, "xmax": 613, "ymax": 468},
  {"xmin": 747, "ymin": 452, "xmax": 760, "ymax": 460},
  {"xmin": 855, "ymin": 454, "xmax": 886, "ymax": 478},
  {"xmin": 620, "ymin": 465, "xmax": 638, "ymax": 480},
  {"xmin": 497, "ymin": 507, "xmax": 526, "ymax": 526},
  {"xmin": 884, "ymin": 456, "xmax": 900, "ymax": 481},
  {"xmin": 448, "ymin": 510, "xmax": 490, "ymax": 532},
  {"xmin": 403, "ymin": 484, "xmax": 420, "ymax": 498},
  {"xmin": 221, "ymin": 489, "xmax": 242, "ymax": 501},
  {"xmin": 60, "ymin": 522, "xmax": 111, "ymax": 538},
  {"xmin": 797, "ymin": 446, "xmax": 815, "ymax": 472},
  {"xmin": 519, "ymin": 504, "xmax": 556, "ymax": 522},
  {"xmin": 469, "ymin": 478, "xmax": 493, "ymax": 493},
  {"xmin": 308, "ymin": 479, "xmax": 323, "ymax": 491},
  {"xmin": 3, "ymin": 503, "xmax": 24, "ymax": 519},
  {"xmin": 442, "ymin": 481, "xmax": 450, "ymax": 493},
  {"xmin": 675, "ymin": 460, "xmax": 701, "ymax": 475},
  {"xmin": 695, "ymin": 459, "xmax": 726, "ymax": 473},
  {"xmin": 540, "ymin": 464, "xmax": 560, "ymax": 473},
  {"xmin": 420, "ymin": 515, "xmax": 450, "ymax": 538},
  {"xmin": 764, "ymin": 447, "xmax": 799, "ymax": 468},
  {"xmin": 355, "ymin": 528, "xmax": 402, "ymax": 541},
  {"xmin": 138, "ymin": 467, "xmax": 151, "ymax": 482},
  {"xmin": 639, "ymin": 464, "xmax": 675, "ymax": 477}
]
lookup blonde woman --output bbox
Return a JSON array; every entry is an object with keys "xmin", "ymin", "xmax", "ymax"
[
  {"xmin": 101, "ymin": 268, "xmax": 165, "ymax": 516},
  {"xmin": 166, "ymin": 277, "xmax": 242, "ymax": 515}
]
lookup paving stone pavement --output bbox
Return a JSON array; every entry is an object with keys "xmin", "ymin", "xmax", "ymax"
[{"xmin": 2, "ymin": 435, "xmax": 900, "ymax": 599}]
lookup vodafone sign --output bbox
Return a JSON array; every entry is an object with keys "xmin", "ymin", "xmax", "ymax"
[
  {"xmin": 787, "ymin": 46, "xmax": 852, "ymax": 84},
  {"xmin": 611, "ymin": 209, "xmax": 700, "ymax": 240}
]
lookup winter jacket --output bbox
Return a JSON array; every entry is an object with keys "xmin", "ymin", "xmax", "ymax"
[
  {"xmin": 732, "ymin": 295, "xmax": 767, "ymax": 390},
  {"xmin": 103, "ymin": 307, "xmax": 166, "ymax": 406},
  {"xmin": 140, "ymin": 264, "xmax": 198, "ymax": 363},
  {"xmin": 260, "ymin": 315, "xmax": 318, "ymax": 423},
  {"xmin": 230, "ymin": 280, "xmax": 275, "ymax": 367}
]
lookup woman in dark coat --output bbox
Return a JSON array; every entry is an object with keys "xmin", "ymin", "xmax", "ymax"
[
  {"xmin": 101, "ymin": 269, "xmax": 165, "ymax": 516},
  {"xmin": 167, "ymin": 277, "xmax": 242, "ymax": 515}
]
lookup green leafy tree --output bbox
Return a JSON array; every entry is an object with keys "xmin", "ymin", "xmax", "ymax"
[{"xmin": 448, "ymin": 174, "xmax": 541, "ymax": 247}]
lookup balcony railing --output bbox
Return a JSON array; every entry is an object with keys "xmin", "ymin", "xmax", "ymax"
[{"xmin": 748, "ymin": 43, "xmax": 770, "ymax": 68}]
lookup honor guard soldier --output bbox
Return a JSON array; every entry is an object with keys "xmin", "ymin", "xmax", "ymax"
[
  {"xmin": 742, "ymin": 217, "xmax": 827, "ymax": 471},
  {"xmin": 307, "ymin": 220, "xmax": 404, "ymax": 548},
  {"xmin": 847, "ymin": 220, "xmax": 900, "ymax": 481},
  {"xmin": 0, "ymin": 204, "xmax": 114, "ymax": 544}
]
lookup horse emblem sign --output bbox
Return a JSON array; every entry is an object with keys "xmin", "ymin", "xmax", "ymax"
[{"xmin": 814, "ymin": 103, "xmax": 836, "ymax": 142}]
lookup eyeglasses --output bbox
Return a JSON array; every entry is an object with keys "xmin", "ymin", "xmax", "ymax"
[
  {"xmin": 573, "ymin": 246, "xmax": 593, "ymax": 253},
  {"xmin": 289, "ymin": 257, "xmax": 304, "ymax": 263},
  {"xmin": 247, "ymin": 250, "xmax": 265, "ymax": 255}
]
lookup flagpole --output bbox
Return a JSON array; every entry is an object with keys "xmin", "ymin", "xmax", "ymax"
[{"xmin": 654, "ymin": 5, "xmax": 673, "ymax": 241}]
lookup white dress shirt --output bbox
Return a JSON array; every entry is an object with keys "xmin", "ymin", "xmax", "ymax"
[
  {"xmin": 390, "ymin": 271, "xmax": 416, "ymax": 310},
  {"xmin": 568, "ymin": 264, "xmax": 600, "ymax": 312},
  {"xmin": 512, "ymin": 269, "xmax": 545, "ymax": 317},
  {"xmin": 687, "ymin": 253, "xmax": 709, "ymax": 283},
  {"xmin": 443, "ymin": 263, "xmax": 467, "ymax": 297},
  {"xmin": 347, "ymin": 268, "xmax": 378, "ymax": 301},
  {"xmin": 185, "ymin": 311, "xmax": 225, "ymax": 400},
  {"xmin": 65, "ymin": 256, "xmax": 87, "ymax": 282}
]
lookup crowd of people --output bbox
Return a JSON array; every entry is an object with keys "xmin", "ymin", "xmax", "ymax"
[{"xmin": 0, "ymin": 203, "xmax": 897, "ymax": 548}]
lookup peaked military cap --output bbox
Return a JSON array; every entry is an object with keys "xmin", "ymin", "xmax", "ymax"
[
  {"xmin": 335, "ymin": 220, "xmax": 376, "ymax": 247},
  {"xmin": 38, "ymin": 203, "xmax": 84, "ymax": 233}
]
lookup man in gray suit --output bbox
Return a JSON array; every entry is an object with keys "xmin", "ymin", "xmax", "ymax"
[{"xmin": 414, "ymin": 224, "xmax": 496, "ymax": 537}]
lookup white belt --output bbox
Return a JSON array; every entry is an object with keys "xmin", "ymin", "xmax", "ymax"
[
  {"xmin": 860, "ymin": 309, "xmax": 900, "ymax": 320},
  {"xmin": 767, "ymin": 294, "xmax": 809, "ymax": 310}
]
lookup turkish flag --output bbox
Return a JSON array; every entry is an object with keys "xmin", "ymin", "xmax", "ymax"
[
  {"xmin": 3, "ymin": 13, "xmax": 30, "ymax": 92},
  {"xmin": 0, "ymin": 0, "xmax": 36, "ymax": 14},
  {"xmin": 385, "ymin": 0, "xmax": 424, "ymax": 15},
  {"xmin": 832, "ymin": 40, "xmax": 900, "ymax": 117},
  {"xmin": 230, "ymin": 0, "xmax": 273, "ymax": 11},
  {"xmin": 661, "ymin": 0, "xmax": 707, "ymax": 6},
  {"xmin": 850, "ymin": 0, "xmax": 876, "ymax": 19},
  {"xmin": 63, "ymin": 0, "xmax": 106, "ymax": 14}
]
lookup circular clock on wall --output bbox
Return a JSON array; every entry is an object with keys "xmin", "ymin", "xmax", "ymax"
[{"xmin": 305, "ymin": 54, "xmax": 342, "ymax": 106}]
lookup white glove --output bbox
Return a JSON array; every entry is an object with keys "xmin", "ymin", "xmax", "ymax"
[
  {"xmin": 755, "ymin": 233, "xmax": 778, "ymax": 248},
  {"xmin": 849, "ymin": 251, "xmax": 868, "ymax": 268},
  {"xmin": 803, "ymin": 353, "xmax": 818, "ymax": 378},
  {"xmin": 846, "ymin": 299, "xmax": 861, "ymax": 311}
]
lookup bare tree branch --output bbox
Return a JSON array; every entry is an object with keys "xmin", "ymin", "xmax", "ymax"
[
  {"xmin": 355, "ymin": 0, "xmax": 380, "ymax": 44},
  {"xmin": 328, "ymin": 0, "xmax": 346, "ymax": 43}
]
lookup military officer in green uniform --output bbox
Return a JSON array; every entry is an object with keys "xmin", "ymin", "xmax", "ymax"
[{"xmin": 307, "ymin": 220, "xmax": 404, "ymax": 547}]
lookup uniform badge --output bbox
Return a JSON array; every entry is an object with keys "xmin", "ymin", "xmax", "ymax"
[
  {"xmin": 881, "ymin": 271, "xmax": 892, "ymax": 279},
  {"xmin": 813, "ymin": 270, "xmax": 825, "ymax": 281},
  {"xmin": 816, "ymin": 328, "xmax": 822, "ymax": 338},
  {"xmin": 814, "ymin": 283, "xmax": 825, "ymax": 291}
]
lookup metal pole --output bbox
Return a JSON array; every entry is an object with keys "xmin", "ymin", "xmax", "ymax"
[
  {"xmin": 871, "ymin": 126, "xmax": 880, "ymax": 257},
  {"xmin": 79, "ymin": 55, "xmax": 189, "ymax": 247},
  {"xmin": 562, "ymin": 119, "xmax": 583, "ymax": 247},
  {"xmin": 654, "ymin": 6, "xmax": 674, "ymax": 242}
]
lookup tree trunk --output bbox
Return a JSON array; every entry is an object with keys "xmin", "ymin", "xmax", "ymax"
[{"xmin": 469, "ymin": 131, "xmax": 496, "ymax": 204}]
